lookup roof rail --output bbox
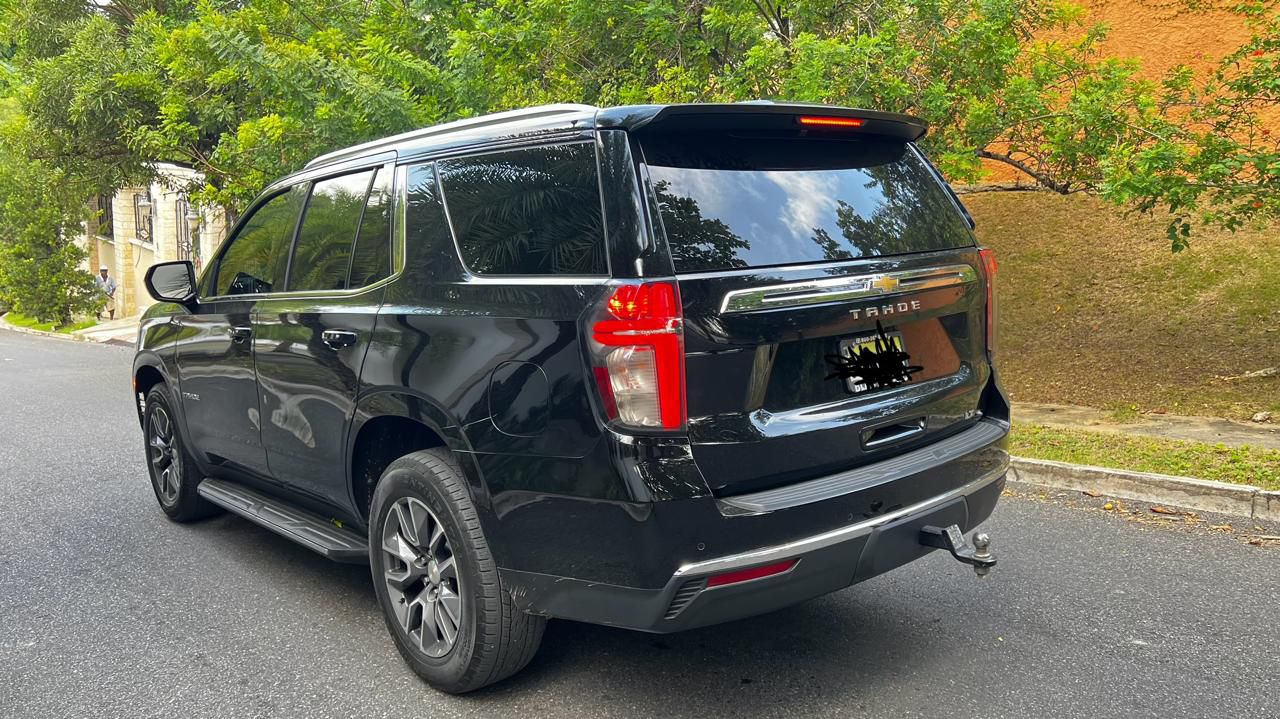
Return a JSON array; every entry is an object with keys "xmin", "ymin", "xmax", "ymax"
[{"xmin": 304, "ymin": 104, "xmax": 599, "ymax": 169}]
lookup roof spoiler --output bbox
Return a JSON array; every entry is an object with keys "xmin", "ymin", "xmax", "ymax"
[{"xmin": 602, "ymin": 102, "xmax": 928, "ymax": 142}]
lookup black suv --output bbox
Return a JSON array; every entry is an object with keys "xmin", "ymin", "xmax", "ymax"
[{"xmin": 135, "ymin": 102, "xmax": 1009, "ymax": 693}]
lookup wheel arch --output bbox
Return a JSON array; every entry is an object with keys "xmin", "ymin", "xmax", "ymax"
[
  {"xmin": 132, "ymin": 355, "xmax": 172, "ymax": 428},
  {"xmin": 347, "ymin": 389, "xmax": 490, "ymax": 521}
]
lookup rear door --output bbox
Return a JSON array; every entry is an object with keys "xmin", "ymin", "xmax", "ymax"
[
  {"xmin": 252, "ymin": 164, "xmax": 395, "ymax": 509},
  {"xmin": 639, "ymin": 127, "xmax": 990, "ymax": 497}
]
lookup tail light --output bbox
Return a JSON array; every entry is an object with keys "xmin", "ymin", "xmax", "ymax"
[
  {"xmin": 588, "ymin": 282, "xmax": 686, "ymax": 430},
  {"xmin": 978, "ymin": 248, "xmax": 998, "ymax": 359}
]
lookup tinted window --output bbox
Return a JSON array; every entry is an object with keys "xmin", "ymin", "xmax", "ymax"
[
  {"xmin": 403, "ymin": 163, "xmax": 454, "ymax": 280},
  {"xmin": 642, "ymin": 134, "xmax": 974, "ymax": 273},
  {"xmin": 348, "ymin": 168, "xmax": 393, "ymax": 288},
  {"xmin": 215, "ymin": 186, "xmax": 306, "ymax": 295},
  {"xmin": 288, "ymin": 170, "xmax": 375, "ymax": 292},
  {"xmin": 439, "ymin": 143, "xmax": 606, "ymax": 275}
]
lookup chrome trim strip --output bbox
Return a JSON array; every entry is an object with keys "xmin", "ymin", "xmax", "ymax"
[
  {"xmin": 672, "ymin": 462, "xmax": 1008, "ymax": 579},
  {"xmin": 676, "ymin": 249, "xmax": 958, "ymax": 281},
  {"xmin": 456, "ymin": 275, "xmax": 611, "ymax": 286},
  {"xmin": 719, "ymin": 264, "xmax": 977, "ymax": 314},
  {"xmin": 720, "ymin": 418, "xmax": 1006, "ymax": 513},
  {"xmin": 200, "ymin": 161, "xmax": 405, "ymax": 303}
]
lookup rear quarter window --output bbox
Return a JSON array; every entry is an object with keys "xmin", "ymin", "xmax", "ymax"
[
  {"xmin": 642, "ymin": 134, "xmax": 974, "ymax": 273},
  {"xmin": 438, "ymin": 143, "xmax": 607, "ymax": 276}
]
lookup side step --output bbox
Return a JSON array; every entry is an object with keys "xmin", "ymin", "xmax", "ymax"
[{"xmin": 197, "ymin": 478, "xmax": 369, "ymax": 564}]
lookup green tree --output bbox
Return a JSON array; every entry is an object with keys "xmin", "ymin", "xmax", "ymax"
[
  {"xmin": 0, "ymin": 103, "xmax": 99, "ymax": 323},
  {"xmin": 448, "ymin": 0, "xmax": 1280, "ymax": 249},
  {"xmin": 0, "ymin": 0, "xmax": 1275, "ymax": 287},
  {"xmin": 1101, "ymin": 4, "xmax": 1280, "ymax": 248}
]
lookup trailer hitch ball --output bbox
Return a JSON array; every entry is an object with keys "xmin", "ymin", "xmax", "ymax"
[
  {"xmin": 918, "ymin": 524, "xmax": 997, "ymax": 579},
  {"xmin": 972, "ymin": 533, "xmax": 992, "ymax": 578}
]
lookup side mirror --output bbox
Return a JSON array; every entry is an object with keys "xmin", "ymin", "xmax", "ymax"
[{"xmin": 144, "ymin": 261, "xmax": 198, "ymax": 307}]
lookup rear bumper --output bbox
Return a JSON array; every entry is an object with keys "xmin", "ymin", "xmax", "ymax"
[{"xmin": 501, "ymin": 457, "xmax": 1006, "ymax": 633}]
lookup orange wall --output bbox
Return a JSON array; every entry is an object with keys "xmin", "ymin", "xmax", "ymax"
[
  {"xmin": 1079, "ymin": 0, "xmax": 1256, "ymax": 77},
  {"xmin": 984, "ymin": 1, "xmax": 1269, "ymax": 182}
]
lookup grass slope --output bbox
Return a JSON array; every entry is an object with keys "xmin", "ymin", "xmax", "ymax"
[{"xmin": 969, "ymin": 192, "xmax": 1280, "ymax": 420}]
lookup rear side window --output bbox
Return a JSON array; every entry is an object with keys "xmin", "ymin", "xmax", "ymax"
[
  {"xmin": 288, "ymin": 170, "xmax": 376, "ymax": 292},
  {"xmin": 438, "ymin": 143, "xmax": 607, "ymax": 276},
  {"xmin": 215, "ymin": 185, "xmax": 306, "ymax": 296},
  {"xmin": 642, "ymin": 134, "xmax": 974, "ymax": 273},
  {"xmin": 348, "ymin": 168, "xmax": 393, "ymax": 288}
]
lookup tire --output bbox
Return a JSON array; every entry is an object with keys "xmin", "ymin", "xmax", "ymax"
[
  {"xmin": 143, "ymin": 384, "xmax": 220, "ymax": 522},
  {"xmin": 369, "ymin": 449, "xmax": 545, "ymax": 694}
]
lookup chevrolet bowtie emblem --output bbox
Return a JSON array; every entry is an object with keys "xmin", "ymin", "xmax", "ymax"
[{"xmin": 870, "ymin": 275, "xmax": 900, "ymax": 293}]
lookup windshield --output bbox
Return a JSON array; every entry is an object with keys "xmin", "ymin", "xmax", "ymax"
[{"xmin": 642, "ymin": 134, "xmax": 974, "ymax": 273}]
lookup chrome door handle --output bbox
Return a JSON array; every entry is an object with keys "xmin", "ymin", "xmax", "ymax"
[
  {"xmin": 321, "ymin": 329, "xmax": 358, "ymax": 349},
  {"xmin": 227, "ymin": 325, "xmax": 252, "ymax": 342}
]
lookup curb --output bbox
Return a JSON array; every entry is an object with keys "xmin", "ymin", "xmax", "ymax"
[
  {"xmin": 0, "ymin": 314, "xmax": 86, "ymax": 342},
  {"xmin": 1010, "ymin": 456, "xmax": 1279, "ymax": 524},
  {"xmin": 1, "ymin": 313, "xmax": 133, "ymax": 345}
]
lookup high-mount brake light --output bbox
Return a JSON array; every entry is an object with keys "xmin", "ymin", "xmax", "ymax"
[
  {"xmin": 589, "ymin": 282, "xmax": 686, "ymax": 430},
  {"xmin": 978, "ymin": 248, "xmax": 998, "ymax": 358},
  {"xmin": 797, "ymin": 115, "xmax": 866, "ymax": 128}
]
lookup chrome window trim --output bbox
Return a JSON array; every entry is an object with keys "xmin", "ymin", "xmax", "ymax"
[
  {"xmin": 199, "ymin": 161, "xmax": 405, "ymax": 303},
  {"xmin": 456, "ymin": 275, "xmax": 613, "ymax": 286},
  {"xmin": 719, "ymin": 263, "xmax": 977, "ymax": 314},
  {"xmin": 672, "ymin": 460, "xmax": 1008, "ymax": 579}
]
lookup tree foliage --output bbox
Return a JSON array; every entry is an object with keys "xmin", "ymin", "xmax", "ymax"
[
  {"xmin": 0, "ymin": 94, "xmax": 99, "ymax": 322},
  {"xmin": 0, "ymin": 0, "xmax": 1276, "ymax": 321}
]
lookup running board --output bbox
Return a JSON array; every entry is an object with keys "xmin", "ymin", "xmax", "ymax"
[{"xmin": 197, "ymin": 479, "xmax": 369, "ymax": 564}]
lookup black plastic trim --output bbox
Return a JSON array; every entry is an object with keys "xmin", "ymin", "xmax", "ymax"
[{"xmin": 197, "ymin": 478, "xmax": 369, "ymax": 563}]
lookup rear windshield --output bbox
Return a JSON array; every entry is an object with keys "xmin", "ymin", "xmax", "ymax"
[{"xmin": 642, "ymin": 134, "xmax": 973, "ymax": 273}]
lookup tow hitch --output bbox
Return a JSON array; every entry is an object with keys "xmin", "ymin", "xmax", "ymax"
[{"xmin": 919, "ymin": 524, "xmax": 996, "ymax": 578}]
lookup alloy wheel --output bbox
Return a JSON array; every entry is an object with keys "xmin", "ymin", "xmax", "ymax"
[
  {"xmin": 382, "ymin": 497, "xmax": 463, "ymax": 658},
  {"xmin": 148, "ymin": 405, "xmax": 181, "ymax": 504}
]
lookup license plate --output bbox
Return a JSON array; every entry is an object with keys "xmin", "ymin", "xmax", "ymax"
[{"xmin": 836, "ymin": 330, "xmax": 911, "ymax": 394}]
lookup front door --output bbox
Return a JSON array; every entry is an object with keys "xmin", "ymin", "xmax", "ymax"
[
  {"xmin": 176, "ymin": 299, "xmax": 269, "ymax": 476},
  {"xmin": 177, "ymin": 183, "xmax": 308, "ymax": 480},
  {"xmin": 252, "ymin": 165, "xmax": 394, "ymax": 509}
]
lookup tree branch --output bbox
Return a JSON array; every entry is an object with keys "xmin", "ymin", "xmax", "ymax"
[{"xmin": 976, "ymin": 149, "xmax": 1073, "ymax": 194}]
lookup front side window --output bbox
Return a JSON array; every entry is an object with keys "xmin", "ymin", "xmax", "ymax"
[
  {"xmin": 288, "ymin": 170, "xmax": 376, "ymax": 292},
  {"xmin": 215, "ymin": 186, "xmax": 306, "ymax": 296},
  {"xmin": 438, "ymin": 143, "xmax": 607, "ymax": 276}
]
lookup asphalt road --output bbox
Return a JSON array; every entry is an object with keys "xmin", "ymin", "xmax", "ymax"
[{"xmin": 1, "ymin": 330, "xmax": 1276, "ymax": 719}]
